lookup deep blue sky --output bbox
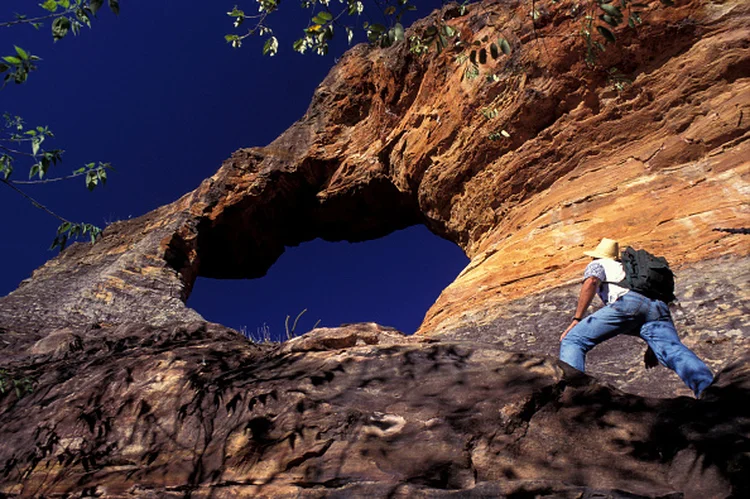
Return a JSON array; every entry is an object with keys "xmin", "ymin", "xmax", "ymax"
[{"xmin": 0, "ymin": 1, "xmax": 467, "ymax": 340}]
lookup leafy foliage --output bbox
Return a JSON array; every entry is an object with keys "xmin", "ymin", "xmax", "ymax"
[
  {"xmin": 223, "ymin": 0, "xmax": 675, "ymax": 75},
  {"xmin": 0, "ymin": 46, "xmax": 42, "ymax": 87},
  {"xmin": 580, "ymin": 0, "xmax": 664, "ymax": 67},
  {"xmin": 0, "ymin": 369, "xmax": 35, "ymax": 400},
  {"xmin": 50, "ymin": 221, "xmax": 102, "ymax": 251},
  {"xmin": 226, "ymin": 0, "xmax": 421, "ymax": 56},
  {"xmin": 0, "ymin": 2, "xmax": 120, "ymax": 250},
  {"xmin": 607, "ymin": 66, "xmax": 633, "ymax": 92},
  {"xmin": 0, "ymin": 114, "xmax": 112, "ymax": 250},
  {"xmin": 0, "ymin": 0, "xmax": 120, "ymax": 52}
]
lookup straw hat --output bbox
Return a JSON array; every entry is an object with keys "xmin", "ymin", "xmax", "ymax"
[{"xmin": 584, "ymin": 238, "xmax": 620, "ymax": 260}]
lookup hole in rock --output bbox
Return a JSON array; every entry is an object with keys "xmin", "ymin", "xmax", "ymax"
[{"xmin": 187, "ymin": 225, "xmax": 468, "ymax": 342}]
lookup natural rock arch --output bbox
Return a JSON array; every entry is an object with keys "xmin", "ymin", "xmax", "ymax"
[{"xmin": 1, "ymin": 1, "xmax": 749, "ymax": 496}]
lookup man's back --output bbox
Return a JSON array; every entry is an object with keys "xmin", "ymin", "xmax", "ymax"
[{"xmin": 583, "ymin": 258, "xmax": 628, "ymax": 305}]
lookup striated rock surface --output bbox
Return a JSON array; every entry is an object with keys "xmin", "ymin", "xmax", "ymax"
[
  {"xmin": 1, "ymin": 0, "xmax": 749, "ymax": 496},
  {"xmin": 0, "ymin": 0, "xmax": 746, "ymax": 340},
  {"xmin": 1, "ymin": 323, "xmax": 749, "ymax": 498}
]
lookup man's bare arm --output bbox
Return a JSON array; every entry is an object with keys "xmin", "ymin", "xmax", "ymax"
[{"xmin": 560, "ymin": 276, "xmax": 600, "ymax": 341}]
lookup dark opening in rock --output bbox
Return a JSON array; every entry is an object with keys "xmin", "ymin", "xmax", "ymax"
[{"xmin": 187, "ymin": 225, "xmax": 468, "ymax": 341}]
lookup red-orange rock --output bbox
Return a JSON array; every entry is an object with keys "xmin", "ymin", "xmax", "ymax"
[
  {"xmin": 1, "ymin": 0, "xmax": 746, "ymax": 339},
  {"xmin": 0, "ymin": 0, "xmax": 749, "ymax": 496}
]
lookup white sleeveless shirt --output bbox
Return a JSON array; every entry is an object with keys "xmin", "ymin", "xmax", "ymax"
[{"xmin": 583, "ymin": 258, "xmax": 630, "ymax": 305}]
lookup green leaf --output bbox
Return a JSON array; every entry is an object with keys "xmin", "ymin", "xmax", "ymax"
[
  {"xmin": 262, "ymin": 36, "xmax": 278, "ymax": 56},
  {"xmin": 490, "ymin": 43, "xmax": 499, "ymax": 59},
  {"xmin": 0, "ymin": 63, "xmax": 8, "ymax": 73},
  {"xmin": 2, "ymin": 56, "xmax": 21, "ymax": 65},
  {"xmin": 464, "ymin": 64, "xmax": 479, "ymax": 81},
  {"xmin": 77, "ymin": 8, "xmax": 92, "ymax": 28},
  {"xmin": 393, "ymin": 23, "xmax": 405, "ymax": 42},
  {"xmin": 478, "ymin": 48, "xmax": 487, "ymax": 64},
  {"xmin": 14, "ymin": 71, "xmax": 28, "ymax": 84},
  {"xmin": 90, "ymin": 0, "xmax": 104, "ymax": 14},
  {"xmin": 597, "ymin": 25, "xmax": 616, "ymax": 43},
  {"xmin": 14, "ymin": 46, "xmax": 29, "ymax": 60},
  {"xmin": 348, "ymin": 1, "xmax": 364, "ymax": 15},
  {"xmin": 59, "ymin": 0, "xmax": 71, "ymax": 8},
  {"xmin": 369, "ymin": 23, "xmax": 386, "ymax": 33},
  {"xmin": 601, "ymin": 14, "xmax": 619, "ymax": 27},
  {"xmin": 39, "ymin": 156, "xmax": 50, "ymax": 176},
  {"xmin": 499, "ymin": 38, "xmax": 511, "ymax": 55},
  {"xmin": 382, "ymin": 31, "xmax": 394, "ymax": 47},
  {"xmin": 86, "ymin": 170, "xmax": 98, "ymax": 190},
  {"xmin": 40, "ymin": 0, "xmax": 58, "ymax": 12},
  {"xmin": 318, "ymin": 11, "xmax": 333, "ymax": 22},
  {"xmin": 437, "ymin": 34, "xmax": 447, "ymax": 53},
  {"xmin": 52, "ymin": 17, "xmax": 71, "ymax": 41},
  {"xmin": 600, "ymin": 4, "xmax": 622, "ymax": 18},
  {"xmin": 108, "ymin": 0, "xmax": 120, "ymax": 15}
]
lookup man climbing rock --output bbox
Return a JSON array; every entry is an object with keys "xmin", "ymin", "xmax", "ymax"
[{"xmin": 559, "ymin": 238, "xmax": 714, "ymax": 397}]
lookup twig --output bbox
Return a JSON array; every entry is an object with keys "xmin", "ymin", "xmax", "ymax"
[
  {"xmin": 12, "ymin": 171, "xmax": 85, "ymax": 185},
  {"xmin": 0, "ymin": 178, "xmax": 70, "ymax": 223},
  {"xmin": 0, "ymin": 10, "xmax": 75, "ymax": 29},
  {"xmin": 0, "ymin": 145, "xmax": 34, "ymax": 157}
]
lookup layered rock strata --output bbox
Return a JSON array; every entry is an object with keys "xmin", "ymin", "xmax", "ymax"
[
  {"xmin": 0, "ymin": 0, "xmax": 749, "ymax": 496},
  {"xmin": 0, "ymin": 0, "xmax": 746, "ymax": 339}
]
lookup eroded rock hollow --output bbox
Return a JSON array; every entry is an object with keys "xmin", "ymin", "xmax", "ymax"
[{"xmin": 1, "ymin": 0, "xmax": 748, "ymax": 496}]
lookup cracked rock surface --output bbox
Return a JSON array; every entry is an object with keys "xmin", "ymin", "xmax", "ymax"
[{"xmin": 1, "ymin": 323, "xmax": 748, "ymax": 497}]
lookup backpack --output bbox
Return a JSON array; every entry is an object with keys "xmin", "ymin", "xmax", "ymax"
[{"xmin": 618, "ymin": 247, "xmax": 676, "ymax": 303}]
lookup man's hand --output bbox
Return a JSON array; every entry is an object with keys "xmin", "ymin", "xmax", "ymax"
[
  {"xmin": 644, "ymin": 346, "xmax": 659, "ymax": 369},
  {"xmin": 560, "ymin": 320, "xmax": 579, "ymax": 342}
]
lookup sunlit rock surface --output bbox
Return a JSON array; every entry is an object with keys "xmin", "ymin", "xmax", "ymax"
[{"xmin": 1, "ymin": 0, "xmax": 749, "ymax": 496}]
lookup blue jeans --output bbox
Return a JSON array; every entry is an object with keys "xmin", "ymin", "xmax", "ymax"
[{"xmin": 559, "ymin": 291, "xmax": 714, "ymax": 397}]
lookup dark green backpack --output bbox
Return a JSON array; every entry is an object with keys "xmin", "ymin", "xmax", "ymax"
[{"xmin": 619, "ymin": 247, "xmax": 676, "ymax": 303}]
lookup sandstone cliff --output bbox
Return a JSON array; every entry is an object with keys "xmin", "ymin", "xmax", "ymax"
[{"xmin": 0, "ymin": 0, "xmax": 748, "ymax": 496}]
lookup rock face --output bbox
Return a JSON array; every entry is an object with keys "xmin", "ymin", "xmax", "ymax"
[
  {"xmin": 1, "ymin": 323, "xmax": 749, "ymax": 498},
  {"xmin": 1, "ymin": 0, "xmax": 749, "ymax": 496}
]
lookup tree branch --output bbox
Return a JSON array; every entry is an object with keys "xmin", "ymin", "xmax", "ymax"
[
  {"xmin": 0, "ymin": 145, "xmax": 34, "ymax": 157},
  {"xmin": 0, "ymin": 10, "xmax": 75, "ymax": 29},
  {"xmin": 0, "ymin": 178, "xmax": 70, "ymax": 223},
  {"xmin": 12, "ymin": 171, "xmax": 84, "ymax": 185}
]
